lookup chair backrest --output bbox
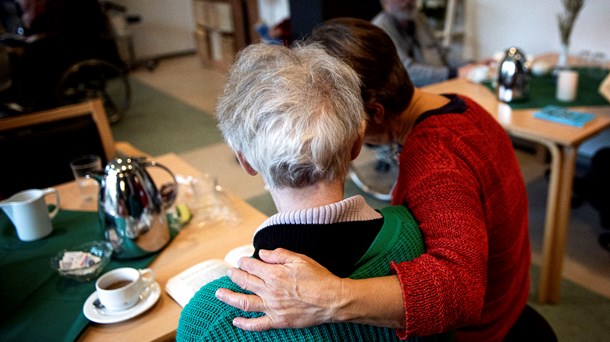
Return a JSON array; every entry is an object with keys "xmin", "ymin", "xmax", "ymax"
[{"xmin": 0, "ymin": 99, "xmax": 115, "ymax": 199}]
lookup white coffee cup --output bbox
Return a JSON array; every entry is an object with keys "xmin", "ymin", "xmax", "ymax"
[
  {"xmin": 0, "ymin": 188, "xmax": 60, "ymax": 241},
  {"xmin": 95, "ymin": 267, "xmax": 155, "ymax": 311}
]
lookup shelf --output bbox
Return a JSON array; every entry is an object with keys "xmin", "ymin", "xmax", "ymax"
[
  {"xmin": 423, "ymin": 0, "xmax": 464, "ymax": 48},
  {"xmin": 192, "ymin": 0, "xmax": 251, "ymax": 70}
]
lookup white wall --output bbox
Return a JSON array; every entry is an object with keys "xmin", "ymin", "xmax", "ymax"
[{"xmin": 464, "ymin": 0, "xmax": 610, "ymax": 61}]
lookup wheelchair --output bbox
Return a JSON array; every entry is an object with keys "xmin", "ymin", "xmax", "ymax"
[
  {"xmin": 0, "ymin": 0, "xmax": 132, "ymax": 124},
  {"xmin": 55, "ymin": 58, "xmax": 131, "ymax": 124}
]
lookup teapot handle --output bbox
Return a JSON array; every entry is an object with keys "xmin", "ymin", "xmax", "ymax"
[{"xmin": 144, "ymin": 161, "xmax": 178, "ymax": 209}]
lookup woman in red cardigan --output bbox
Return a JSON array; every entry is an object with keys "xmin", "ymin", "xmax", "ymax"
[{"xmin": 216, "ymin": 18, "xmax": 547, "ymax": 341}]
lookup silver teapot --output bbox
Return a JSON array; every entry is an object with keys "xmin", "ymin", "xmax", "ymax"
[
  {"xmin": 89, "ymin": 156, "xmax": 178, "ymax": 259},
  {"xmin": 497, "ymin": 47, "xmax": 529, "ymax": 103}
]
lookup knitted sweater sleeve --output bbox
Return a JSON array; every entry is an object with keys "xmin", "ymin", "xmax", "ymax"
[{"xmin": 391, "ymin": 109, "xmax": 496, "ymax": 337}]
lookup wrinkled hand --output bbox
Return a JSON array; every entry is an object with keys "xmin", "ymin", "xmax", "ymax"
[{"xmin": 215, "ymin": 248, "xmax": 343, "ymax": 331}]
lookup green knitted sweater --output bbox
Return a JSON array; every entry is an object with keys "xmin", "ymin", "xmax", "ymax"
[{"xmin": 177, "ymin": 206, "xmax": 452, "ymax": 341}]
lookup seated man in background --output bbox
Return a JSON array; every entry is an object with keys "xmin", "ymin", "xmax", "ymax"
[
  {"xmin": 372, "ymin": 0, "xmax": 480, "ymax": 86},
  {"xmin": 176, "ymin": 42, "xmax": 451, "ymax": 341}
]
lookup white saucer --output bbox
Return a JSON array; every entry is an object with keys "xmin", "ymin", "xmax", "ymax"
[{"xmin": 83, "ymin": 281, "xmax": 161, "ymax": 324}]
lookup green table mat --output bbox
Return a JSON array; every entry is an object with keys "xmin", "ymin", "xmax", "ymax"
[
  {"xmin": 485, "ymin": 68, "xmax": 609, "ymax": 109},
  {"xmin": 0, "ymin": 209, "xmax": 164, "ymax": 342}
]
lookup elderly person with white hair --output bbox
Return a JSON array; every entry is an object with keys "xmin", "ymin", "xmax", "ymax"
[
  {"xmin": 176, "ymin": 42, "xmax": 451, "ymax": 341},
  {"xmin": 372, "ymin": 0, "xmax": 478, "ymax": 86}
]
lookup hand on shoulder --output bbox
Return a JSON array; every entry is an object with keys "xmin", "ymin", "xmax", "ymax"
[{"xmin": 215, "ymin": 248, "xmax": 342, "ymax": 331}]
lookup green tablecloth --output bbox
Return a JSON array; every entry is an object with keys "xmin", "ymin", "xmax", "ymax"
[
  {"xmin": 485, "ymin": 68, "xmax": 609, "ymax": 109},
  {"xmin": 0, "ymin": 209, "xmax": 162, "ymax": 341}
]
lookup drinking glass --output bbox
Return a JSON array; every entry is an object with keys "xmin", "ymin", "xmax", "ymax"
[{"xmin": 70, "ymin": 155, "xmax": 103, "ymax": 202}]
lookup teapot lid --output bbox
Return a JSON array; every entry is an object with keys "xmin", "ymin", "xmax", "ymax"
[
  {"xmin": 105, "ymin": 156, "xmax": 147, "ymax": 173},
  {"xmin": 503, "ymin": 47, "xmax": 527, "ymax": 63}
]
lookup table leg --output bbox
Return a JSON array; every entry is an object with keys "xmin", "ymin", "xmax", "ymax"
[
  {"xmin": 537, "ymin": 141, "xmax": 578, "ymax": 304},
  {"xmin": 537, "ymin": 140, "xmax": 562, "ymax": 303}
]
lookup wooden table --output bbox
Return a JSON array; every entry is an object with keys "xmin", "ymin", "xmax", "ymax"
[
  {"xmin": 423, "ymin": 79, "xmax": 610, "ymax": 304},
  {"xmin": 60, "ymin": 153, "xmax": 268, "ymax": 341}
]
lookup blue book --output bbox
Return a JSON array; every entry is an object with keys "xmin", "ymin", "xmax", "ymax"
[{"xmin": 533, "ymin": 106, "xmax": 596, "ymax": 128}]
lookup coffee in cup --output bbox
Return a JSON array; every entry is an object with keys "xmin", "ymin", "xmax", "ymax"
[{"xmin": 95, "ymin": 267, "xmax": 155, "ymax": 311}]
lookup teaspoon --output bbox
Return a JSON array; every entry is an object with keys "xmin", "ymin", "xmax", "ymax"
[{"xmin": 93, "ymin": 298, "xmax": 105, "ymax": 309}]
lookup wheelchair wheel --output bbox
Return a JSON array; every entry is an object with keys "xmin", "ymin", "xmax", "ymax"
[
  {"xmin": 349, "ymin": 144, "xmax": 399, "ymax": 202},
  {"xmin": 56, "ymin": 59, "xmax": 131, "ymax": 124}
]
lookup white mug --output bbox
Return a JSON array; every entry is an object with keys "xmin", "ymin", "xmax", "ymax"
[
  {"xmin": 96, "ymin": 267, "xmax": 155, "ymax": 311},
  {"xmin": 0, "ymin": 188, "xmax": 60, "ymax": 241},
  {"xmin": 556, "ymin": 69, "xmax": 579, "ymax": 102}
]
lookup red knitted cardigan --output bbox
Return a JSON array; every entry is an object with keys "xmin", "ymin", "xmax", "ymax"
[{"xmin": 391, "ymin": 95, "xmax": 531, "ymax": 341}]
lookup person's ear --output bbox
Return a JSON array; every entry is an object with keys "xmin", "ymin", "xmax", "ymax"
[
  {"xmin": 350, "ymin": 120, "xmax": 366, "ymax": 161},
  {"xmin": 365, "ymin": 102, "xmax": 386, "ymax": 124},
  {"xmin": 235, "ymin": 152, "xmax": 258, "ymax": 176}
]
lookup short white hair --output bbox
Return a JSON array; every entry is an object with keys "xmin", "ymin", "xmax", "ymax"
[{"xmin": 216, "ymin": 43, "xmax": 364, "ymax": 190}]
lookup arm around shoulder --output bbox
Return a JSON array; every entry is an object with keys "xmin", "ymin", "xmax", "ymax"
[
  {"xmin": 334, "ymin": 275, "xmax": 406, "ymax": 329},
  {"xmin": 217, "ymin": 249, "xmax": 406, "ymax": 331}
]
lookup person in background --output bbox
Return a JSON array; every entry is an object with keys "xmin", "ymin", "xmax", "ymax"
[
  {"xmin": 176, "ymin": 42, "xmax": 451, "ymax": 341},
  {"xmin": 372, "ymin": 0, "xmax": 479, "ymax": 86},
  {"xmin": 215, "ymin": 18, "xmax": 554, "ymax": 342},
  {"xmin": 255, "ymin": 17, "xmax": 291, "ymax": 46}
]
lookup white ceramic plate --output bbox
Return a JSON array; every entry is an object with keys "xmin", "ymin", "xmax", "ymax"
[{"xmin": 83, "ymin": 281, "xmax": 161, "ymax": 324}]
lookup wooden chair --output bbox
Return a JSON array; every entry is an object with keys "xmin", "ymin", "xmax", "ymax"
[{"xmin": 0, "ymin": 99, "xmax": 145, "ymax": 199}]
